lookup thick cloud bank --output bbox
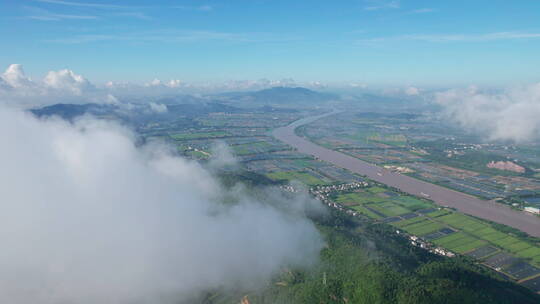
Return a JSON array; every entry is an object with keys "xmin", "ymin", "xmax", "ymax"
[
  {"xmin": 43, "ymin": 69, "xmax": 93, "ymax": 95},
  {"xmin": 0, "ymin": 107, "xmax": 323, "ymax": 303},
  {"xmin": 0, "ymin": 64, "xmax": 102, "ymax": 107},
  {"xmin": 435, "ymin": 84, "xmax": 540, "ymax": 142}
]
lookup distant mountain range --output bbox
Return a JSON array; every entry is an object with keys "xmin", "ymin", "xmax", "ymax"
[
  {"xmin": 30, "ymin": 101, "xmax": 243, "ymax": 121},
  {"xmin": 31, "ymin": 103, "xmax": 118, "ymax": 120},
  {"xmin": 217, "ymin": 87, "xmax": 339, "ymax": 105},
  {"xmin": 29, "ymin": 86, "xmax": 337, "ymax": 121}
]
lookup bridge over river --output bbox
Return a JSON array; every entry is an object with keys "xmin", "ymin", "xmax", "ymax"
[{"xmin": 273, "ymin": 112, "xmax": 540, "ymax": 237}]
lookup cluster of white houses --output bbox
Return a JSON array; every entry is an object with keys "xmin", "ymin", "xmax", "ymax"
[
  {"xmin": 311, "ymin": 181, "xmax": 369, "ymax": 196},
  {"xmin": 403, "ymin": 234, "xmax": 456, "ymax": 258},
  {"xmin": 309, "ymin": 182, "xmax": 369, "ymax": 216}
]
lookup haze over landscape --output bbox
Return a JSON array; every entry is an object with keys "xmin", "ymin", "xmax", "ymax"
[{"xmin": 2, "ymin": 1, "xmax": 540, "ymax": 303}]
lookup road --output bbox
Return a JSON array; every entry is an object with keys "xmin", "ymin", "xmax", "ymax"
[{"xmin": 273, "ymin": 112, "xmax": 540, "ymax": 237}]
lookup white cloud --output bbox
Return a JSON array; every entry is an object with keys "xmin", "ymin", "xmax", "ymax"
[
  {"xmin": 35, "ymin": 0, "xmax": 129, "ymax": 9},
  {"xmin": 144, "ymin": 78, "xmax": 183, "ymax": 89},
  {"xmin": 0, "ymin": 77, "xmax": 8, "ymax": 89},
  {"xmin": 405, "ymin": 86, "xmax": 420, "ymax": 96},
  {"xmin": 0, "ymin": 105, "xmax": 324, "ymax": 303},
  {"xmin": 358, "ymin": 31, "xmax": 540, "ymax": 45},
  {"xmin": 1, "ymin": 64, "xmax": 34, "ymax": 88},
  {"xmin": 145, "ymin": 78, "xmax": 162, "ymax": 87},
  {"xmin": 208, "ymin": 141, "xmax": 237, "ymax": 170},
  {"xmin": 149, "ymin": 102, "xmax": 167, "ymax": 113},
  {"xmin": 349, "ymin": 83, "xmax": 368, "ymax": 89},
  {"xmin": 166, "ymin": 79, "xmax": 182, "ymax": 88},
  {"xmin": 0, "ymin": 64, "xmax": 112, "ymax": 107},
  {"xmin": 110, "ymin": 11, "xmax": 151, "ymax": 20},
  {"xmin": 23, "ymin": 6, "xmax": 98, "ymax": 21},
  {"xmin": 435, "ymin": 84, "xmax": 540, "ymax": 142},
  {"xmin": 104, "ymin": 93, "xmax": 119, "ymax": 104},
  {"xmin": 30, "ymin": 1, "xmax": 150, "ymax": 21},
  {"xmin": 43, "ymin": 69, "xmax": 93, "ymax": 95},
  {"xmin": 309, "ymin": 81, "xmax": 327, "ymax": 89},
  {"xmin": 0, "ymin": 64, "xmax": 326, "ymax": 105}
]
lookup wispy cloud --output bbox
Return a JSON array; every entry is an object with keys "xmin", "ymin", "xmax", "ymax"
[
  {"xmin": 364, "ymin": 0, "xmax": 400, "ymax": 11},
  {"xmin": 29, "ymin": 1, "xmax": 150, "ymax": 21},
  {"xmin": 45, "ymin": 34, "xmax": 114, "ymax": 43},
  {"xmin": 34, "ymin": 0, "xmax": 130, "ymax": 9},
  {"xmin": 173, "ymin": 5, "xmax": 213, "ymax": 12},
  {"xmin": 23, "ymin": 6, "xmax": 97, "ymax": 21},
  {"xmin": 27, "ymin": 14, "xmax": 97, "ymax": 21},
  {"xmin": 357, "ymin": 31, "xmax": 540, "ymax": 44},
  {"xmin": 110, "ymin": 12, "xmax": 151, "ymax": 20},
  {"xmin": 44, "ymin": 29, "xmax": 299, "ymax": 44}
]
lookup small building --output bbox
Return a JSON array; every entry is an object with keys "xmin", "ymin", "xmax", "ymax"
[{"xmin": 524, "ymin": 206, "xmax": 540, "ymax": 215}]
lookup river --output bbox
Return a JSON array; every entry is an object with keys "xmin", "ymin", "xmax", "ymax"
[{"xmin": 273, "ymin": 112, "xmax": 540, "ymax": 237}]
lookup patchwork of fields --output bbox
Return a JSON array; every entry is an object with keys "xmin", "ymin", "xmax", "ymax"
[
  {"xmin": 266, "ymin": 170, "xmax": 332, "ymax": 186},
  {"xmin": 330, "ymin": 185, "xmax": 540, "ymax": 285}
]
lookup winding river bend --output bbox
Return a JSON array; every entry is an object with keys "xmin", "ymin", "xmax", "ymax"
[{"xmin": 273, "ymin": 112, "xmax": 540, "ymax": 237}]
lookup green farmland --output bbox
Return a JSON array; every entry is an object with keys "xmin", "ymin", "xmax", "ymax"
[
  {"xmin": 169, "ymin": 131, "xmax": 231, "ymax": 140},
  {"xmin": 369, "ymin": 202, "xmax": 410, "ymax": 217},
  {"xmin": 232, "ymin": 141, "xmax": 273, "ymax": 155},
  {"xmin": 266, "ymin": 171, "xmax": 330, "ymax": 186},
  {"xmin": 402, "ymin": 220, "xmax": 445, "ymax": 236},
  {"xmin": 335, "ymin": 187, "xmax": 436, "ymax": 219},
  {"xmin": 333, "ymin": 184, "xmax": 540, "ymax": 269}
]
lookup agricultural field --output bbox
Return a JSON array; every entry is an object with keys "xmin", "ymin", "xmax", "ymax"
[
  {"xmin": 436, "ymin": 213, "xmax": 486, "ymax": 232},
  {"xmin": 433, "ymin": 232, "xmax": 487, "ymax": 254},
  {"xmin": 344, "ymin": 131, "xmax": 407, "ymax": 147},
  {"xmin": 231, "ymin": 141, "xmax": 289, "ymax": 155},
  {"xmin": 335, "ymin": 192, "xmax": 385, "ymax": 205},
  {"xmin": 169, "ymin": 131, "xmax": 231, "ymax": 140},
  {"xmin": 265, "ymin": 170, "xmax": 331, "ymax": 186},
  {"xmin": 367, "ymin": 133, "xmax": 407, "ymax": 147},
  {"xmin": 335, "ymin": 186, "xmax": 437, "ymax": 219},
  {"xmin": 350, "ymin": 205, "xmax": 383, "ymax": 219},
  {"xmin": 393, "ymin": 196, "xmax": 432, "ymax": 210},
  {"xmin": 245, "ymin": 157, "xmax": 325, "ymax": 175},
  {"xmin": 401, "ymin": 220, "xmax": 446, "ymax": 236},
  {"xmin": 420, "ymin": 213, "xmax": 540, "ymax": 265},
  {"xmin": 425, "ymin": 209, "xmax": 451, "ymax": 218},
  {"xmin": 378, "ymin": 195, "xmax": 540, "ymax": 283},
  {"xmin": 392, "ymin": 216, "xmax": 426, "ymax": 228},
  {"xmin": 367, "ymin": 186, "xmax": 387, "ymax": 194},
  {"xmin": 369, "ymin": 202, "xmax": 410, "ymax": 217}
]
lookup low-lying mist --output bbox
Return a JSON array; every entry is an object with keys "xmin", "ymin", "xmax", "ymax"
[
  {"xmin": 435, "ymin": 83, "xmax": 540, "ymax": 143},
  {"xmin": 0, "ymin": 105, "xmax": 324, "ymax": 303}
]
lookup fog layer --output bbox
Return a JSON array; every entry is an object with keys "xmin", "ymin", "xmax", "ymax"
[
  {"xmin": 436, "ymin": 84, "xmax": 540, "ymax": 142},
  {"xmin": 0, "ymin": 106, "xmax": 323, "ymax": 303}
]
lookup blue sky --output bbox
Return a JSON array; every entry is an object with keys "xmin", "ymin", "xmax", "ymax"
[{"xmin": 2, "ymin": 0, "xmax": 540, "ymax": 86}]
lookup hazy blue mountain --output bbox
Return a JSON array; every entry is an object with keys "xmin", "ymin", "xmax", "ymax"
[
  {"xmin": 165, "ymin": 102, "xmax": 242, "ymax": 116},
  {"xmin": 30, "ymin": 103, "xmax": 117, "ymax": 120},
  {"xmin": 218, "ymin": 87, "xmax": 339, "ymax": 105},
  {"xmin": 30, "ymin": 101, "xmax": 242, "ymax": 122}
]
